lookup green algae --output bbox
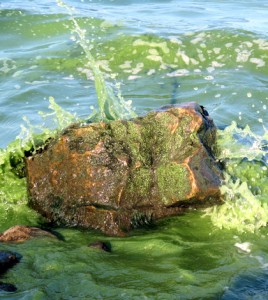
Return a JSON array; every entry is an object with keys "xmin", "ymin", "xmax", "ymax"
[
  {"xmin": 226, "ymin": 159, "xmax": 268, "ymax": 197},
  {"xmin": 0, "ymin": 4, "xmax": 268, "ymax": 299},
  {"xmin": 207, "ymin": 172, "xmax": 268, "ymax": 233},
  {"xmin": 156, "ymin": 163, "xmax": 191, "ymax": 206},
  {"xmin": 109, "ymin": 120, "xmax": 128, "ymax": 139},
  {"xmin": 0, "ymin": 95, "xmax": 81, "ymax": 231},
  {"xmin": 0, "ymin": 0, "xmax": 139, "ymax": 233},
  {"xmin": 127, "ymin": 167, "xmax": 151, "ymax": 200},
  {"xmin": 39, "ymin": 96, "xmax": 80, "ymax": 131},
  {"xmin": 80, "ymin": 30, "xmax": 268, "ymax": 79},
  {"xmin": 0, "ymin": 1, "xmax": 267, "ymax": 239},
  {"xmin": 99, "ymin": 109, "xmax": 196, "ymax": 208},
  {"xmin": 10, "ymin": 101, "xmax": 266, "ymax": 235},
  {"xmin": 141, "ymin": 112, "xmax": 174, "ymax": 165},
  {"xmin": 205, "ymin": 122, "xmax": 268, "ymax": 233},
  {"xmin": 124, "ymin": 122, "xmax": 144, "ymax": 163},
  {"xmin": 56, "ymin": 0, "xmax": 137, "ymax": 122},
  {"xmin": 0, "ymin": 141, "xmax": 43, "ymax": 230},
  {"xmin": 108, "ymin": 120, "xmax": 144, "ymax": 165}
]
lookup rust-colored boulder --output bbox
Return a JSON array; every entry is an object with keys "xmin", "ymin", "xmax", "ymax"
[
  {"xmin": 25, "ymin": 102, "xmax": 222, "ymax": 236},
  {"xmin": 0, "ymin": 225, "xmax": 57, "ymax": 243}
]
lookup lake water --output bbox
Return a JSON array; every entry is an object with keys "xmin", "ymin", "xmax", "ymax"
[{"xmin": 0, "ymin": 0, "xmax": 268, "ymax": 299}]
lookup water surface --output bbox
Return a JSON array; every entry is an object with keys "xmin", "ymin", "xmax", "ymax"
[{"xmin": 0, "ymin": 0, "xmax": 268, "ymax": 299}]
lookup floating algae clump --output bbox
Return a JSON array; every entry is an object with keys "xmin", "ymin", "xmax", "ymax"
[
  {"xmin": 0, "ymin": 96, "xmax": 81, "ymax": 230},
  {"xmin": 205, "ymin": 122, "xmax": 268, "ymax": 233},
  {"xmin": 0, "ymin": 140, "xmax": 42, "ymax": 229}
]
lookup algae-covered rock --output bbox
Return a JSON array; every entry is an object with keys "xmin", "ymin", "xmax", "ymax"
[{"xmin": 25, "ymin": 102, "xmax": 222, "ymax": 236}]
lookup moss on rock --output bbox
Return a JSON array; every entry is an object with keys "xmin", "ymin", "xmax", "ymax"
[
  {"xmin": 156, "ymin": 163, "xmax": 191, "ymax": 205},
  {"xmin": 25, "ymin": 102, "xmax": 222, "ymax": 236}
]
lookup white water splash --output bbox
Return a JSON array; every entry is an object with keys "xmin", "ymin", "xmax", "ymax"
[{"xmin": 56, "ymin": 0, "xmax": 136, "ymax": 121}]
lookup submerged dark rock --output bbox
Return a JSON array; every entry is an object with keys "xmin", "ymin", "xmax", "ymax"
[
  {"xmin": 0, "ymin": 282, "xmax": 17, "ymax": 292},
  {"xmin": 88, "ymin": 241, "xmax": 112, "ymax": 252},
  {"xmin": 0, "ymin": 250, "xmax": 21, "ymax": 274},
  {"xmin": 25, "ymin": 102, "xmax": 223, "ymax": 236},
  {"xmin": 0, "ymin": 225, "xmax": 57, "ymax": 243}
]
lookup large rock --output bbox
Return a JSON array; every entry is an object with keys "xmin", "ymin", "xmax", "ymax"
[{"xmin": 25, "ymin": 102, "xmax": 222, "ymax": 236}]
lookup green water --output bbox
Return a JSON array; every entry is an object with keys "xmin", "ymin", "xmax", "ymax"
[
  {"xmin": 0, "ymin": 0, "xmax": 268, "ymax": 299},
  {"xmin": 1, "ymin": 214, "xmax": 268, "ymax": 300}
]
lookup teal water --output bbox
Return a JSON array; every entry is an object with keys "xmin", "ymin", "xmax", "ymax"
[{"xmin": 0, "ymin": 0, "xmax": 268, "ymax": 299}]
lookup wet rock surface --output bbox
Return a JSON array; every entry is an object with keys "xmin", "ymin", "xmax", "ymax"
[
  {"xmin": 26, "ymin": 102, "xmax": 223, "ymax": 236},
  {"xmin": 0, "ymin": 250, "xmax": 21, "ymax": 275},
  {"xmin": 0, "ymin": 282, "xmax": 17, "ymax": 292},
  {"xmin": 0, "ymin": 225, "xmax": 57, "ymax": 243}
]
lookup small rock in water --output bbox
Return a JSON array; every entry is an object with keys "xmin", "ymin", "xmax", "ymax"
[
  {"xmin": 0, "ymin": 250, "xmax": 21, "ymax": 274},
  {"xmin": 0, "ymin": 282, "xmax": 17, "ymax": 292},
  {"xmin": 0, "ymin": 225, "xmax": 57, "ymax": 243},
  {"xmin": 88, "ymin": 241, "xmax": 112, "ymax": 252}
]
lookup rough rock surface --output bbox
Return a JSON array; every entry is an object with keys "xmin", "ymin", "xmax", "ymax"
[
  {"xmin": 25, "ymin": 102, "xmax": 222, "ymax": 236},
  {"xmin": 0, "ymin": 225, "xmax": 57, "ymax": 243}
]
